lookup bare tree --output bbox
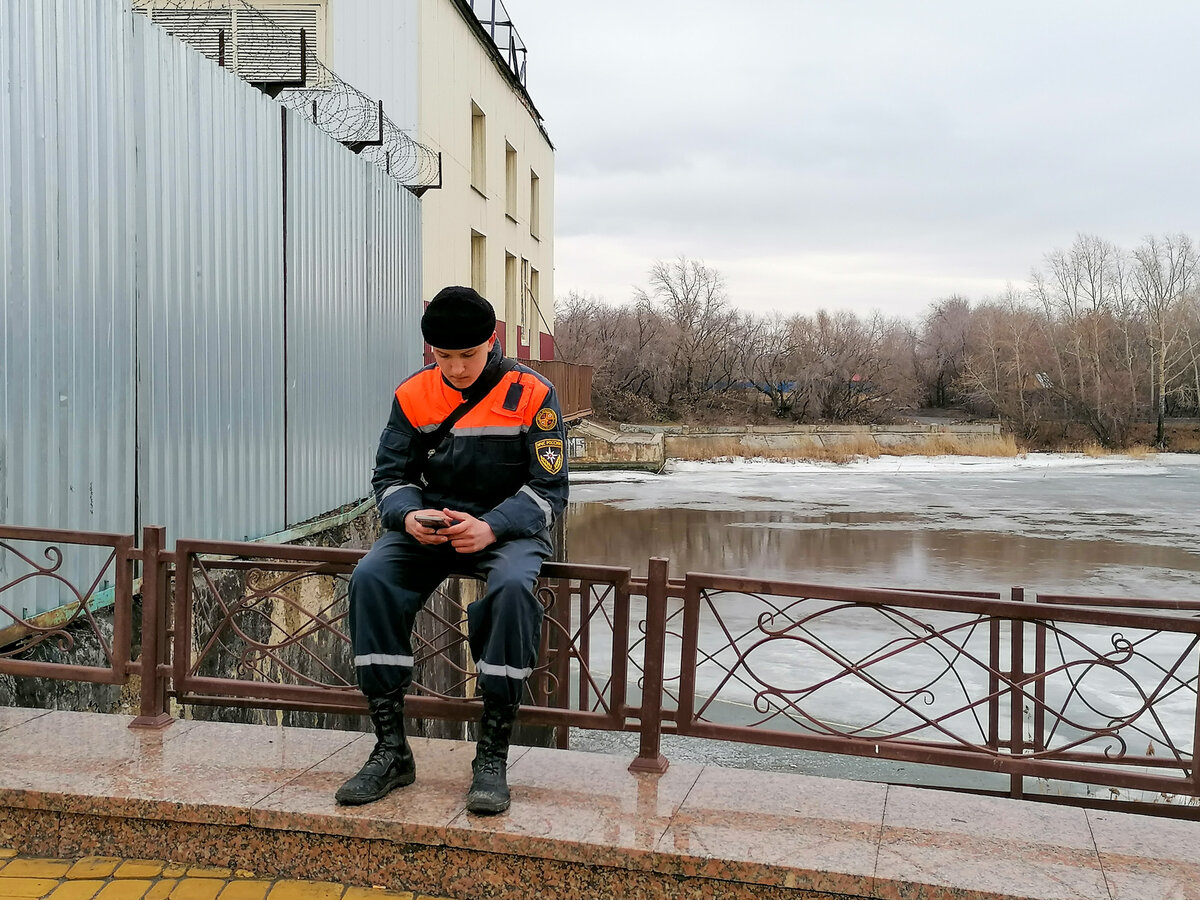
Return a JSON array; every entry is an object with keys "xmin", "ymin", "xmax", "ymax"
[
  {"xmin": 635, "ymin": 258, "xmax": 742, "ymax": 416},
  {"xmin": 794, "ymin": 310, "xmax": 900, "ymax": 422},
  {"xmin": 1030, "ymin": 235, "xmax": 1147, "ymax": 446},
  {"xmin": 960, "ymin": 289, "xmax": 1049, "ymax": 440},
  {"xmin": 1176, "ymin": 293, "xmax": 1200, "ymax": 417},
  {"xmin": 913, "ymin": 295, "xmax": 972, "ymax": 408},
  {"xmin": 738, "ymin": 315, "xmax": 809, "ymax": 419},
  {"xmin": 554, "ymin": 235, "xmax": 1199, "ymax": 442},
  {"xmin": 555, "ymin": 290, "xmax": 662, "ymax": 420},
  {"xmin": 1131, "ymin": 234, "xmax": 1200, "ymax": 447}
]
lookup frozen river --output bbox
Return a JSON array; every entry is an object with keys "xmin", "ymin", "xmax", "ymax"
[
  {"xmin": 567, "ymin": 453, "xmax": 1200, "ymax": 599},
  {"xmin": 563, "ymin": 453, "xmax": 1200, "ymax": 794}
]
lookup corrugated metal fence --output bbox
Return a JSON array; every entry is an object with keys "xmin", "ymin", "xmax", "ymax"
[{"xmin": 1, "ymin": 0, "xmax": 422, "ymax": 618}]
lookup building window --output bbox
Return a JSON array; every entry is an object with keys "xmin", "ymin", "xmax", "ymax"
[
  {"xmin": 529, "ymin": 170, "xmax": 540, "ymax": 239},
  {"xmin": 471, "ymin": 102, "xmax": 486, "ymax": 193},
  {"xmin": 471, "ymin": 231, "xmax": 487, "ymax": 295},
  {"xmin": 529, "ymin": 265, "xmax": 540, "ymax": 355},
  {"xmin": 519, "ymin": 258, "xmax": 531, "ymax": 345},
  {"xmin": 504, "ymin": 252, "xmax": 519, "ymax": 349},
  {"xmin": 505, "ymin": 142, "xmax": 518, "ymax": 220}
]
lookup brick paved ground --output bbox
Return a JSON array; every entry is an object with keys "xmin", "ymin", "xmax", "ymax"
[{"xmin": 0, "ymin": 849, "xmax": 453, "ymax": 900}]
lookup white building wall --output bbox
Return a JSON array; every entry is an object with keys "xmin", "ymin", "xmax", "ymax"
[
  {"xmin": 319, "ymin": 0, "xmax": 555, "ymax": 356},
  {"xmin": 325, "ymin": 0, "xmax": 420, "ymax": 135},
  {"xmin": 416, "ymin": 0, "xmax": 554, "ymax": 358}
]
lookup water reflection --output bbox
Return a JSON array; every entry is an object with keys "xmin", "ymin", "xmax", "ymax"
[
  {"xmin": 567, "ymin": 502, "xmax": 1200, "ymax": 598},
  {"xmin": 563, "ymin": 458, "xmax": 1200, "ymax": 791}
]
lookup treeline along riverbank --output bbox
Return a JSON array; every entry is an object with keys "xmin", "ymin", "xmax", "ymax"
[{"xmin": 557, "ymin": 237, "xmax": 1200, "ymax": 451}]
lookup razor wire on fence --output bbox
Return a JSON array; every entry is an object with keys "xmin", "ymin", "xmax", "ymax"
[{"xmin": 133, "ymin": 0, "xmax": 441, "ymax": 188}]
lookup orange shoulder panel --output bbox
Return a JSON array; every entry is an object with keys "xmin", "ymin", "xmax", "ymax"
[
  {"xmin": 396, "ymin": 368, "xmax": 552, "ymax": 429},
  {"xmin": 455, "ymin": 371, "xmax": 551, "ymax": 428},
  {"xmin": 521, "ymin": 374, "xmax": 551, "ymax": 421},
  {"xmin": 395, "ymin": 368, "xmax": 457, "ymax": 428}
]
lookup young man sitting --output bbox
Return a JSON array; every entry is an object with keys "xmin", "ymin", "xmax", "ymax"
[{"xmin": 336, "ymin": 285, "xmax": 568, "ymax": 814}]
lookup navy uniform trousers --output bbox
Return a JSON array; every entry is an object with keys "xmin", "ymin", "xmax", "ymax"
[{"xmin": 348, "ymin": 528, "xmax": 552, "ymax": 706}]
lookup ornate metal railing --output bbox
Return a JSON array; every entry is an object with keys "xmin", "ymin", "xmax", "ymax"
[
  {"xmin": 0, "ymin": 527, "xmax": 134, "ymax": 685},
  {"xmin": 1, "ymin": 523, "xmax": 1197, "ymax": 816},
  {"xmin": 662, "ymin": 575, "xmax": 1200, "ymax": 800}
]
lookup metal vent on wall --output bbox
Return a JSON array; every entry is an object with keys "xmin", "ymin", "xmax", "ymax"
[
  {"xmin": 149, "ymin": 7, "xmax": 232, "ymax": 64},
  {"xmin": 234, "ymin": 8, "xmax": 317, "ymax": 84},
  {"xmin": 136, "ymin": 1, "xmax": 442, "ymax": 189},
  {"xmin": 149, "ymin": 5, "xmax": 318, "ymax": 85}
]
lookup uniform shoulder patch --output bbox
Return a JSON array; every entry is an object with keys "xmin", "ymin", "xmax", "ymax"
[
  {"xmin": 534, "ymin": 407, "xmax": 558, "ymax": 431},
  {"xmin": 534, "ymin": 438, "xmax": 564, "ymax": 474}
]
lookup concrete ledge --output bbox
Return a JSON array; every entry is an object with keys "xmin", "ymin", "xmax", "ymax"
[
  {"xmin": 0, "ymin": 708, "xmax": 1195, "ymax": 899},
  {"xmin": 571, "ymin": 421, "xmax": 1007, "ymax": 469}
]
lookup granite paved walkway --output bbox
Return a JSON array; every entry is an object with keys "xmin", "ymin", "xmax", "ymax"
[{"xmin": 0, "ymin": 707, "xmax": 1197, "ymax": 899}]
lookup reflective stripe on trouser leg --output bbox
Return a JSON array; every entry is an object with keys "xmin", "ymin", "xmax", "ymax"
[
  {"xmin": 465, "ymin": 532, "xmax": 552, "ymax": 706},
  {"xmin": 348, "ymin": 529, "xmax": 450, "ymax": 698}
]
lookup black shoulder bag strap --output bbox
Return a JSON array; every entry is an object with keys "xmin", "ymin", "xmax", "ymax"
[{"xmin": 409, "ymin": 358, "xmax": 519, "ymax": 478}]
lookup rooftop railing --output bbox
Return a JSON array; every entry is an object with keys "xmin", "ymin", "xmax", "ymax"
[{"xmin": 465, "ymin": 0, "xmax": 529, "ymax": 87}]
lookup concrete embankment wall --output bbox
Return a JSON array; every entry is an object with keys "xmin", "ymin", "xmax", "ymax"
[{"xmin": 568, "ymin": 421, "xmax": 1004, "ymax": 468}]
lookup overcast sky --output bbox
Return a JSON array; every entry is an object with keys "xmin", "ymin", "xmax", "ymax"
[{"xmin": 509, "ymin": 1, "xmax": 1200, "ymax": 319}]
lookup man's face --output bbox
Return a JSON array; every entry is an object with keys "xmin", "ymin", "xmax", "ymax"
[{"xmin": 431, "ymin": 335, "xmax": 495, "ymax": 390}]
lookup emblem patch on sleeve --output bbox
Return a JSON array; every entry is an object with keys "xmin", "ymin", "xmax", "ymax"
[
  {"xmin": 534, "ymin": 407, "xmax": 558, "ymax": 431},
  {"xmin": 534, "ymin": 438, "xmax": 564, "ymax": 474}
]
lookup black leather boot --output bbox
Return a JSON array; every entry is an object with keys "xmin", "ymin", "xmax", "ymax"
[
  {"xmin": 335, "ymin": 692, "xmax": 416, "ymax": 805},
  {"xmin": 466, "ymin": 697, "xmax": 519, "ymax": 814}
]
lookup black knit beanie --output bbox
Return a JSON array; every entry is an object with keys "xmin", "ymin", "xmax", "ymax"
[{"xmin": 420, "ymin": 285, "xmax": 497, "ymax": 349}]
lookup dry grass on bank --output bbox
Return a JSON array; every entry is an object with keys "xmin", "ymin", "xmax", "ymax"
[
  {"xmin": 1165, "ymin": 430, "xmax": 1200, "ymax": 453},
  {"xmin": 669, "ymin": 433, "xmax": 1021, "ymax": 464},
  {"xmin": 1022, "ymin": 421, "xmax": 1200, "ymax": 453},
  {"xmin": 1081, "ymin": 443, "xmax": 1159, "ymax": 459},
  {"xmin": 887, "ymin": 434, "xmax": 1021, "ymax": 458},
  {"xmin": 667, "ymin": 440, "xmax": 822, "ymax": 462}
]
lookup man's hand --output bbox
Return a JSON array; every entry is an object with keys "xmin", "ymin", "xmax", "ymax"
[
  {"xmin": 405, "ymin": 509, "xmax": 451, "ymax": 545},
  {"xmin": 439, "ymin": 509, "xmax": 496, "ymax": 554}
]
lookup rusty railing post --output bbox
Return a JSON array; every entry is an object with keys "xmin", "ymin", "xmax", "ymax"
[
  {"xmin": 1031, "ymin": 588, "xmax": 1047, "ymax": 757},
  {"xmin": 110, "ymin": 532, "xmax": 136, "ymax": 681},
  {"xmin": 1193, "ymin": 651, "xmax": 1200, "ymax": 798},
  {"xmin": 675, "ymin": 572, "xmax": 701, "ymax": 733},
  {"xmin": 130, "ymin": 526, "xmax": 172, "ymax": 729},
  {"xmin": 551, "ymin": 577, "xmax": 573, "ymax": 750},
  {"xmin": 1008, "ymin": 585, "xmax": 1025, "ymax": 798},
  {"xmin": 629, "ymin": 557, "xmax": 669, "ymax": 774}
]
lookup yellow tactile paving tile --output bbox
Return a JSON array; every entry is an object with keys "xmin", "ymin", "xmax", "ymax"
[
  {"xmin": 66, "ymin": 859, "xmax": 124, "ymax": 880},
  {"xmin": 185, "ymin": 867, "xmax": 233, "ymax": 879},
  {"xmin": 169, "ymin": 878, "xmax": 226, "ymax": 900},
  {"xmin": 47, "ymin": 881, "xmax": 106, "ymax": 899},
  {"xmin": 264, "ymin": 883, "xmax": 343, "ymax": 899},
  {"xmin": 111, "ymin": 862, "xmax": 165, "ymax": 880},
  {"xmin": 0, "ymin": 850, "xmax": 451, "ymax": 900},
  {"xmin": 94, "ymin": 880, "xmax": 154, "ymax": 899},
  {"xmin": 2, "ymin": 878, "xmax": 66, "ymax": 898},
  {"xmin": 3, "ymin": 858, "xmax": 74, "ymax": 878},
  {"xmin": 215, "ymin": 882, "xmax": 272, "ymax": 900}
]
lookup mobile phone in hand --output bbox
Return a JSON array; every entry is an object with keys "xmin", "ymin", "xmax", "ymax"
[{"xmin": 414, "ymin": 514, "xmax": 450, "ymax": 530}]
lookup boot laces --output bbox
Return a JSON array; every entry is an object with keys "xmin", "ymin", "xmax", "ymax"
[
  {"xmin": 366, "ymin": 739, "xmax": 394, "ymax": 766},
  {"xmin": 476, "ymin": 754, "xmax": 505, "ymax": 777}
]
